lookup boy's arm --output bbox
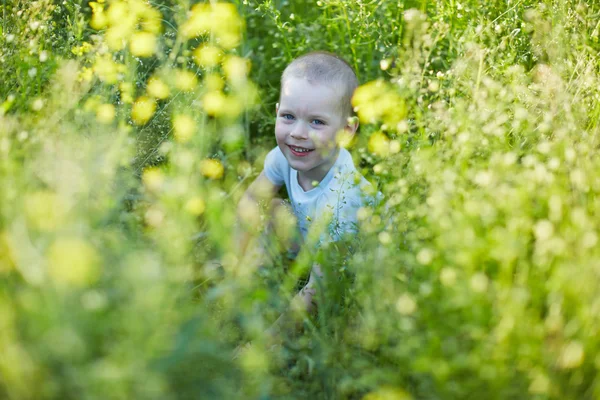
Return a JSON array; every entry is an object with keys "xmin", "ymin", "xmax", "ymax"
[
  {"xmin": 236, "ymin": 171, "xmax": 281, "ymax": 254},
  {"xmin": 264, "ymin": 263, "xmax": 323, "ymax": 340}
]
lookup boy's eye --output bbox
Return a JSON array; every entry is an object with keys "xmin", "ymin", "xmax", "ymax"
[
  {"xmin": 282, "ymin": 114, "xmax": 295, "ymax": 120},
  {"xmin": 312, "ymin": 119, "xmax": 325, "ymax": 125}
]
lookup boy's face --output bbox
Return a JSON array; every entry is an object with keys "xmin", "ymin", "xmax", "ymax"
[{"xmin": 275, "ymin": 77, "xmax": 357, "ymax": 184}]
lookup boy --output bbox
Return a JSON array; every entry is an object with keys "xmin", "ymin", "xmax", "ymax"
[{"xmin": 237, "ymin": 51, "xmax": 379, "ymax": 336}]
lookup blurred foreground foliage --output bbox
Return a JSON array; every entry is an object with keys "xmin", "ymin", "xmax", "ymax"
[{"xmin": 1, "ymin": 0, "xmax": 600, "ymax": 399}]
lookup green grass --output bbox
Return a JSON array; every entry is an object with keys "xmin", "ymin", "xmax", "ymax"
[{"xmin": 1, "ymin": 0, "xmax": 600, "ymax": 399}]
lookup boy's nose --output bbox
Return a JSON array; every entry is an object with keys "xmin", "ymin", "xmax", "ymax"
[{"xmin": 290, "ymin": 122, "xmax": 309, "ymax": 140}]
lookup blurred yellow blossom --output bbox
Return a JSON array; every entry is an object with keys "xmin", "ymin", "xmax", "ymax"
[
  {"xmin": 440, "ymin": 267, "xmax": 457, "ymax": 287},
  {"xmin": 181, "ymin": 3, "xmax": 242, "ymax": 49},
  {"xmin": 395, "ymin": 294, "xmax": 417, "ymax": 315},
  {"xmin": 172, "ymin": 114, "xmax": 196, "ymax": 143},
  {"xmin": 47, "ymin": 237, "xmax": 100, "ymax": 287},
  {"xmin": 89, "ymin": 2, "xmax": 108, "ymax": 30},
  {"xmin": 96, "ymin": 104, "xmax": 116, "ymax": 124},
  {"xmin": 368, "ymin": 131, "xmax": 390, "ymax": 157},
  {"xmin": 25, "ymin": 191, "xmax": 65, "ymax": 231},
  {"xmin": 147, "ymin": 76, "xmax": 170, "ymax": 99},
  {"xmin": 145, "ymin": 206, "xmax": 164, "ymax": 228},
  {"xmin": 107, "ymin": 1, "xmax": 129, "ymax": 26},
  {"xmin": 378, "ymin": 231, "xmax": 392, "ymax": 244},
  {"xmin": 130, "ymin": 31, "xmax": 157, "ymax": 57},
  {"xmin": 193, "ymin": 45, "xmax": 222, "ymax": 68},
  {"xmin": 140, "ymin": 7, "xmax": 162, "ymax": 33},
  {"xmin": 78, "ymin": 67, "xmax": 93, "ymax": 82},
  {"xmin": 105, "ymin": 26, "xmax": 131, "ymax": 51},
  {"xmin": 131, "ymin": 96, "xmax": 156, "ymax": 125},
  {"xmin": 185, "ymin": 196, "xmax": 206, "ymax": 216},
  {"xmin": 223, "ymin": 96, "xmax": 243, "ymax": 118},
  {"xmin": 352, "ymin": 80, "xmax": 407, "ymax": 126},
  {"xmin": 223, "ymin": 55, "xmax": 249, "ymax": 85},
  {"xmin": 71, "ymin": 42, "xmax": 93, "ymax": 56},
  {"xmin": 204, "ymin": 74, "xmax": 225, "ymax": 91},
  {"xmin": 202, "ymin": 91, "xmax": 227, "ymax": 116},
  {"xmin": 470, "ymin": 273, "xmax": 489, "ymax": 293},
  {"xmin": 119, "ymin": 82, "xmax": 134, "ymax": 103},
  {"xmin": 211, "ymin": 3, "xmax": 243, "ymax": 49},
  {"xmin": 181, "ymin": 4, "xmax": 212, "ymax": 38},
  {"xmin": 93, "ymin": 56, "xmax": 123, "ymax": 84},
  {"xmin": 558, "ymin": 341, "xmax": 584, "ymax": 369},
  {"xmin": 142, "ymin": 167, "xmax": 164, "ymax": 192},
  {"xmin": 200, "ymin": 159, "xmax": 224, "ymax": 179},
  {"xmin": 84, "ymin": 96, "xmax": 101, "ymax": 112},
  {"xmin": 174, "ymin": 70, "xmax": 198, "ymax": 92}
]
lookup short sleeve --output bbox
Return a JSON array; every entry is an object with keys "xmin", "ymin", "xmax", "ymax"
[{"xmin": 263, "ymin": 146, "xmax": 287, "ymax": 186}]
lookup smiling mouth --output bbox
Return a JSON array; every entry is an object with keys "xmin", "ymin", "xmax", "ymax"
[{"xmin": 288, "ymin": 145, "xmax": 315, "ymax": 156}]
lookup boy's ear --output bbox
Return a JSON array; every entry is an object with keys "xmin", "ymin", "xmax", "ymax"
[
  {"xmin": 345, "ymin": 115, "xmax": 359, "ymax": 135},
  {"xmin": 275, "ymin": 102, "xmax": 279, "ymax": 114}
]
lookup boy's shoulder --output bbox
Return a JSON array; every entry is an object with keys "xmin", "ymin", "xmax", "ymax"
[{"xmin": 325, "ymin": 149, "xmax": 383, "ymax": 207}]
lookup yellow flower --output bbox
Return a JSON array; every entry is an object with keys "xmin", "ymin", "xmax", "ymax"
[
  {"xmin": 142, "ymin": 167, "xmax": 164, "ymax": 192},
  {"xmin": 223, "ymin": 55, "xmax": 249, "ymax": 85},
  {"xmin": 200, "ymin": 159, "xmax": 224, "ymax": 179},
  {"xmin": 193, "ymin": 45, "xmax": 222, "ymax": 68},
  {"xmin": 146, "ymin": 76, "xmax": 170, "ymax": 99},
  {"xmin": 185, "ymin": 196, "xmax": 206, "ymax": 216},
  {"xmin": 107, "ymin": 1, "xmax": 129, "ymax": 26},
  {"xmin": 204, "ymin": 73, "xmax": 225, "ymax": 91},
  {"xmin": 84, "ymin": 96, "xmax": 101, "ymax": 112},
  {"xmin": 172, "ymin": 114, "xmax": 196, "ymax": 142},
  {"xmin": 130, "ymin": 31, "xmax": 157, "ymax": 57},
  {"xmin": 89, "ymin": 2, "xmax": 108, "ymax": 30},
  {"xmin": 181, "ymin": 4, "xmax": 212, "ymax": 38},
  {"xmin": 202, "ymin": 91, "xmax": 227, "ymax": 116},
  {"xmin": 174, "ymin": 69, "xmax": 198, "ymax": 92},
  {"xmin": 47, "ymin": 237, "xmax": 100, "ymax": 287},
  {"xmin": 72, "ymin": 42, "xmax": 93, "ymax": 56},
  {"xmin": 368, "ymin": 131, "xmax": 390, "ymax": 157},
  {"xmin": 352, "ymin": 80, "xmax": 406, "ymax": 126},
  {"xmin": 211, "ymin": 3, "xmax": 243, "ymax": 49},
  {"xmin": 140, "ymin": 8, "xmax": 162, "ymax": 33},
  {"xmin": 78, "ymin": 67, "xmax": 93, "ymax": 82},
  {"xmin": 96, "ymin": 104, "xmax": 116, "ymax": 124},
  {"xmin": 119, "ymin": 82, "xmax": 134, "ymax": 104},
  {"xmin": 105, "ymin": 25, "xmax": 130, "ymax": 51},
  {"xmin": 180, "ymin": 3, "xmax": 243, "ymax": 48},
  {"xmin": 217, "ymin": 32, "xmax": 241, "ymax": 50},
  {"xmin": 131, "ymin": 96, "xmax": 156, "ymax": 125},
  {"xmin": 93, "ymin": 56, "xmax": 122, "ymax": 84}
]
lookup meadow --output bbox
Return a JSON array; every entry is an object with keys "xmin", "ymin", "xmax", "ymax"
[{"xmin": 1, "ymin": 0, "xmax": 600, "ymax": 398}]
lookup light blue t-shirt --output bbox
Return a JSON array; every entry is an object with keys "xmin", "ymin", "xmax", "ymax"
[{"xmin": 263, "ymin": 146, "xmax": 381, "ymax": 243}]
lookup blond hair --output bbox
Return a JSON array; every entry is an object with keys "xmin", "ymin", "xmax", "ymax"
[{"xmin": 281, "ymin": 51, "xmax": 358, "ymax": 119}]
